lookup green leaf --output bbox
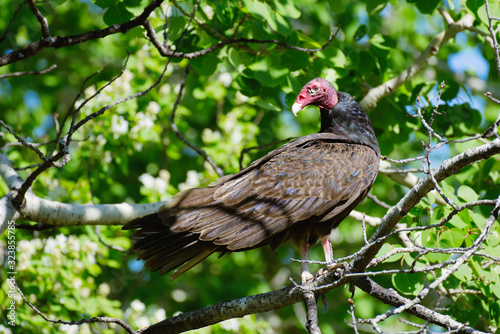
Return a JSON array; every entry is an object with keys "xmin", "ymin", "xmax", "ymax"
[
  {"xmin": 123, "ymin": 0, "xmax": 141, "ymax": 7},
  {"xmin": 457, "ymin": 185, "xmax": 479, "ymax": 202},
  {"xmin": 243, "ymin": 0, "xmax": 293, "ymax": 36},
  {"xmin": 94, "ymin": 0, "xmax": 115, "ymax": 9},
  {"xmin": 392, "ymin": 273, "xmax": 424, "ymax": 295},
  {"xmin": 235, "ymin": 76, "xmax": 261, "ymax": 97},
  {"xmin": 191, "ymin": 52, "xmax": 219, "ymax": 76},
  {"xmin": 375, "ymin": 244, "xmax": 403, "ymax": 262},
  {"xmin": 272, "ymin": 11, "xmax": 293, "ymax": 36},
  {"xmin": 442, "ymin": 273, "xmax": 461, "ymax": 289},
  {"xmin": 453, "ymin": 264, "xmax": 472, "ymax": 281},
  {"xmin": 365, "ymin": 0, "xmax": 388, "ymax": 14},
  {"xmin": 492, "ymin": 282, "xmax": 500, "ymax": 298},
  {"xmin": 103, "ymin": 2, "xmax": 134, "ymax": 26},
  {"xmin": 215, "ymin": 2, "xmax": 236, "ymax": 26},
  {"xmin": 168, "ymin": 15, "xmax": 188, "ymax": 41},
  {"xmin": 272, "ymin": 0, "xmax": 301, "ymax": 19},
  {"xmin": 421, "ymin": 230, "xmax": 449, "ymax": 262},
  {"xmin": 440, "ymin": 228, "xmax": 465, "ymax": 248},
  {"xmin": 354, "ymin": 24, "xmax": 368, "ymax": 42},
  {"xmin": 318, "ymin": 48, "xmax": 346, "ymax": 68},
  {"xmin": 248, "ymin": 59, "xmax": 289, "ymax": 87},
  {"xmin": 407, "ymin": 0, "xmax": 440, "ymax": 15},
  {"xmin": 228, "ymin": 48, "xmax": 241, "ymax": 69},
  {"xmin": 448, "ymin": 212, "xmax": 469, "ymax": 229},
  {"xmin": 440, "ymin": 81, "xmax": 460, "ymax": 101},
  {"xmin": 255, "ymin": 100, "xmax": 281, "ymax": 112}
]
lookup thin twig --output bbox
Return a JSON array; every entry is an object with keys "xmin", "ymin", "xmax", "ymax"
[
  {"xmin": 14, "ymin": 280, "xmax": 135, "ymax": 333},
  {"xmin": 0, "ymin": 64, "xmax": 57, "ymax": 79},
  {"xmin": 27, "ymin": 0, "xmax": 50, "ymax": 39},
  {"xmin": 365, "ymin": 195, "xmax": 500, "ymax": 328},
  {"xmin": 169, "ymin": 66, "xmax": 225, "ymax": 177},
  {"xmin": 0, "ymin": 1, "xmax": 27, "ymax": 44},
  {"xmin": 485, "ymin": 0, "xmax": 500, "ymax": 77}
]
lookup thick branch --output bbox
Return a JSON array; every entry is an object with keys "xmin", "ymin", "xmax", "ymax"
[
  {"xmin": 0, "ymin": 153, "xmax": 166, "ymax": 233},
  {"xmin": 350, "ymin": 138, "xmax": 500, "ymax": 272},
  {"xmin": 353, "ymin": 276, "xmax": 487, "ymax": 334},
  {"xmin": 359, "ymin": 13, "xmax": 475, "ymax": 111},
  {"xmin": 143, "ymin": 269, "xmax": 346, "ymax": 334}
]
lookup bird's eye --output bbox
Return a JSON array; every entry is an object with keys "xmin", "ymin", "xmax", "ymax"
[{"xmin": 312, "ymin": 85, "xmax": 319, "ymax": 91}]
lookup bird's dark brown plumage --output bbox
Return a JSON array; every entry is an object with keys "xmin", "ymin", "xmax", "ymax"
[{"xmin": 123, "ymin": 78, "xmax": 380, "ymax": 280}]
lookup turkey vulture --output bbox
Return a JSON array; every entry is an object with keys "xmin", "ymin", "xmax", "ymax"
[{"xmin": 123, "ymin": 78, "xmax": 380, "ymax": 282}]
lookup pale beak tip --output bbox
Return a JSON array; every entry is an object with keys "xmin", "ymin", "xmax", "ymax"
[{"xmin": 291, "ymin": 102, "xmax": 302, "ymax": 117}]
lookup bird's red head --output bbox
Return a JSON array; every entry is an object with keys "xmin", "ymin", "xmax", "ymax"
[{"xmin": 291, "ymin": 78, "xmax": 338, "ymax": 116}]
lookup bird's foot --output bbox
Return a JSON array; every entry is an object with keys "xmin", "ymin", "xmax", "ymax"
[
  {"xmin": 301, "ymin": 270, "xmax": 314, "ymax": 284},
  {"xmin": 326, "ymin": 261, "xmax": 347, "ymax": 270},
  {"xmin": 316, "ymin": 261, "xmax": 347, "ymax": 277}
]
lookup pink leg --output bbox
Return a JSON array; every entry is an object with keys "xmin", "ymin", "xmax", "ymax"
[
  {"xmin": 300, "ymin": 241, "xmax": 313, "ymax": 283},
  {"xmin": 321, "ymin": 234, "xmax": 333, "ymax": 264}
]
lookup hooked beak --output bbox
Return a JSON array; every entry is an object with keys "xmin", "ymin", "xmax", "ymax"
[
  {"xmin": 292, "ymin": 92, "xmax": 307, "ymax": 117},
  {"xmin": 291, "ymin": 102, "xmax": 302, "ymax": 116}
]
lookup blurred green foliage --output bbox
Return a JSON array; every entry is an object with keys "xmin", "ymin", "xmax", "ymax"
[{"xmin": 1, "ymin": 0, "xmax": 500, "ymax": 333}]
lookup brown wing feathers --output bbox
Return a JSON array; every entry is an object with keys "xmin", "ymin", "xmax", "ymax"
[{"xmin": 123, "ymin": 138, "xmax": 379, "ymax": 278}]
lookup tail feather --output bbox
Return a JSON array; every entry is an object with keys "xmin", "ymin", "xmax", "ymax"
[{"xmin": 122, "ymin": 213, "xmax": 219, "ymax": 279}]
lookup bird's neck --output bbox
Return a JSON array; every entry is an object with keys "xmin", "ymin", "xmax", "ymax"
[{"xmin": 319, "ymin": 92, "xmax": 380, "ymax": 155}]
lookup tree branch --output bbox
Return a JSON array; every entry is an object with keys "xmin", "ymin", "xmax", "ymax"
[
  {"xmin": 351, "ymin": 138, "xmax": 500, "ymax": 272},
  {"xmin": 14, "ymin": 280, "xmax": 135, "ymax": 333},
  {"xmin": 168, "ymin": 65, "xmax": 225, "ymax": 177},
  {"xmin": 0, "ymin": 153, "xmax": 166, "ymax": 234},
  {"xmin": 0, "ymin": 64, "xmax": 57, "ymax": 79},
  {"xmin": 144, "ymin": 17, "xmax": 338, "ymax": 60},
  {"xmin": 352, "ymin": 276, "xmax": 488, "ymax": 334},
  {"xmin": 27, "ymin": 0, "xmax": 50, "ymax": 40},
  {"xmin": 142, "ymin": 268, "xmax": 346, "ymax": 334},
  {"xmin": 362, "ymin": 195, "xmax": 500, "ymax": 331},
  {"xmin": 0, "ymin": 1, "xmax": 26, "ymax": 44},
  {"xmin": 0, "ymin": 0, "xmax": 165, "ymax": 67}
]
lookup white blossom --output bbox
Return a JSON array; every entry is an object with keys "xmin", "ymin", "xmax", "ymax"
[
  {"xmin": 17, "ymin": 239, "xmax": 36, "ymax": 256},
  {"xmin": 44, "ymin": 237, "xmax": 58, "ymax": 254},
  {"xmin": 152, "ymin": 308, "xmax": 166, "ymax": 322},
  {"xmin": 111, "ymin": 114, "xmax": 129, "ymax": 138},
  {"xmin": 82, "ymin": 241, "xmax": 99, "ymax": 253},
  {"xmin": 59, "ymin": 324, "xmax": 79, "ymax": 334},
  {"xmin": 203, "ymin": 5, "xmax": 214, "ymax": 19},
  {"xmin": 55, "ymin": 234, "xmax": 68, "ymax": 248},
  {"xmin": 131, "ymin": 112, "xmax": 155, "ymax": 133},
  {"xmin": 72, "ymin": 277, "xmax": 83, "ymax": 290},
  {"xmin": 139, "ymin": 173, "xmax": 168, "ymax": 194},
  {"xmin": 230, "ymin": 127, "xmax": 244, "ymax": 144},
  {"xmin": 220, "ymin": 318, "xmax": 240, "ymax": 331},
  {"xmin": 81, "ymin": 287, "xmax": 91, "ymax": 298},
  {"xmin": 178, "ymin": 170, "xmax": 202, "ymax": 191},
  {"xmin": 218, "ymin": 72, "xmax": 232, "ymax": 87},
  {"xmin": 236, "ymin": 91, "xmax": 249, "ymax": 103},
  {"xmin": 171, "ymin": 289, "xmax": 188, "ymax": 303},
  {"xmin": 67, "ymin": 235, "xmax": 80, "ymax": 252},
  {"xmin": 146, "ymin": 101, "xmax": 161, "ymax": 115},
  {"xmin": 98, "ymin": 283, "xmax": 111, "ymax": 297},
  {"xmin": 104, "ymin": 151, "xmax": 112, "ymax": 164},
  {"xmin": 136, "ymin": 316, "xmax": 150, "ymax": 328},
  {"xmin": 0, "ymin": 325, "xmax": 12, "ymax": 334},
  {"xmin": 130, "ymin": 299, "xmax": 146, "ymax": 313},
  {"xmin": 42, "ymin": 255, "xmax": 54, "ymax": 267}
]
